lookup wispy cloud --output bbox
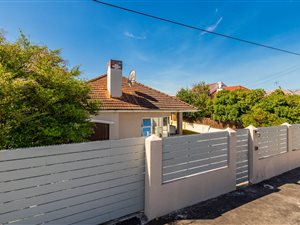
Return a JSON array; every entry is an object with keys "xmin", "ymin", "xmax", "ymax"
[
  {"xmin": 201, "ymin": 17, "xmax": 223, "ymax": 35},
  {"xmin": 124, "ymin": 31, "xmax": 146, "ymax": 40}
]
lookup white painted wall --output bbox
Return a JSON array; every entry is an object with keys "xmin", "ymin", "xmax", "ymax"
[
  {"xmin": 145, "ymin": 129, "xmax": 237, "ymax": 221},
  {"xmin": 172, "ymin": 121, "xmax": 224, "ymax": 133},
  {"xmin": 247, "ymin": 124, "xmax": 300, "ymax": 184},
  {"xmin": 93, "ymin": 112, "xmax": 171, "ymax": 140},
  {"xmin": 93, "ymin": 112, "xmax": 119, "ymax": 139},
  {"xmin": 119, "ymin": 112, "xmax": 171, "ymax": 139}
]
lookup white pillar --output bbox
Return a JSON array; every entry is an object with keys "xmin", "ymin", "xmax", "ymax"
[
  {"xmin": 282, "ymin": 122, "xmax": 296, "ymax": 170},
  {"xmin": 144, "ymin": 135, "xmax": 163, "ymax": 221},
  {"xmin": 281, "ymin": 122, "xmax": 292, "ymax": 152},
  {"xmin": 245, "ymin": 125, "xmax": 258, "ymax": 184}
]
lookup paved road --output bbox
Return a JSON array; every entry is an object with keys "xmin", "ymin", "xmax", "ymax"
[{"xmin": 118, "ymin": 168, "xmax": 300, "ymax": 225}]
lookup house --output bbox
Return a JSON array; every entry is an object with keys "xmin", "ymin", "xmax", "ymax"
[
  {"xmin": 265, "ymin": 89, "xmax": 300, "ymax": 95},
  {"xmin": 88, "ymin": 59, "xmax": 197, "ymax": 140},
  {"xmin": 208, "ymin": 81, "xmax": 227, "ymax": 95},
  {"xmin": 208, "ymin": 81, "xmax": 248, "ymax": 96}
]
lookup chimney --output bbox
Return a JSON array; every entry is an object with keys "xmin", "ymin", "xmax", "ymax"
[{"xmin": 107, "ymin": 59, "xmax": 122, "ymax": 98}]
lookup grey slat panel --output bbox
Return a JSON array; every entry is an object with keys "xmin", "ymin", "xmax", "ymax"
[
  {"xmin": 162, "ymin": 131, "xmax": 229, "ymax": 183},
  {"xmin": 257, "ymin": 126, "xmax": 288, "ymax": 159},
  {"xmin": 0, "ymin": 153, "xmax": 144, "ymax": 193},
  {"xmin": 0, "ymin": 145, "xmax": 144, "ymax": 172},
  {"xmin": 0, "ymin": 156, "xmax": 144, "ymax": 182},
  {"xmin": 163, "ymin": 131, "xmax": 228, "ymax": 146},
  {"xmin": 70, "ymin": 202, "xmax": 143, "ymax": 225},
  {"xmin": 0, "ymin": 155, "xmax": 145, "ymax": 197},
  {"xmin": 236, "ymin": 129, "xmax": 249, "ymax": 185},
  {"xmin": 163, "ymin": 137, "xmax": 228, "ymax": 153},
  {"xmin": 0, "ymin": 180, "xmax": 144, "ymax": 216},
  {"xmin": 1, "ymin": 185, "xmax": 144, "ymax": 224},
  {"xmin": 186, "ymin": 160, "xmax": 228, "ymax": 177},
  {"xmin": 0, "ymin": 138, "xmax": 145, "ymax": 225}
]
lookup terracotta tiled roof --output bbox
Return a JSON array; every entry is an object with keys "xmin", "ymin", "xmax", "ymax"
[
  {"xmin": 89, "ymin": 75, "xmax": 197, "ymax": 112},
  {"xmin": 223, "ymin": 85, "xmax": 249, "ymax": 91}
]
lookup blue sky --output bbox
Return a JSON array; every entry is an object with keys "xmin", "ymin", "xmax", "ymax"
[{"xmin": 1, "ymin": 0, "xmax": 300, "ymax": 95}]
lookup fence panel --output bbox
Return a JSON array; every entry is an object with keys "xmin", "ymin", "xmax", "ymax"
[
  {"xmin": 162, "ymin": 131, "xmax": 229, "ymax": 183},
  {"xmin": 236, "ymin": 129, "xmax": 249, "ymax": 185},
  {"xmin": 257, "ymin": 125, "xmax": 288, "ymax": 159},
  {"xmin": 291, "ymin": 124, "xmax": 300, "ymax": 151},
  {"xmin": 0, "ymin": 138, "xmax": 145, "ymax": 225}
]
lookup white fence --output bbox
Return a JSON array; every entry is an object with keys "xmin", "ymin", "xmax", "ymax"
[
  {"xmin": 162, "ymin": 132, "xmax": 229, "ymax": 183},
  {"xmin": 145, "ymin": 130, "xmax": 236, "ymax": 220},
  {"xmin": 1, "ymin": 123, "xmax": 300, "ymax": 225},
  {"xmin": 0, "ymin": 138, "xmax": 145, "ymax": 225},
  {"xmin": 249, "ymin": 124, "xmax": 300, "ymax": 184},
  {"xmin": 182, "ymin": 121, "xmax": 224, "ymax": 133}
]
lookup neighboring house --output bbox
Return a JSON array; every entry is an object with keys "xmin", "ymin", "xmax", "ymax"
[
  {"xmin": 89, "ymin": 59, "xmax": 197, "ymax": 140},
  {"xmin": 294, "ymin": 89, "xmax": 300, "ymax": 95},
  {"xmin": 208, "ymin": 81, "xmax": 248, "ymax": 96},
  {"xmin": 265, "ymin": 89, "xmax": 300, "ymax": 95},
  {"xmin": 208, "ymin": 81, "xmax": 227, "ymax": 95}
]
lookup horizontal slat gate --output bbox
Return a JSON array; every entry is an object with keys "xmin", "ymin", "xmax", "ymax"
[
  {"xmin": 162, "ymin": 131, "xmax": 229, "ymax": 183},
  {"xmin": 0, "ymin": 138, "xmax": 145, "ymax": 225},
  {"xmin": 257, "ymin": 125, "xmax": 288, "ymax": 159},
  {"xmin": 236, "ymin": 129, "xmax": 249, "ymax": 185}
]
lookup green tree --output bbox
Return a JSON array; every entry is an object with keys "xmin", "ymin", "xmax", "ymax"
[
  {"xmin": 0, "ymin": 32, "xmax": 100, "ymax": 149},
  {"xmin": 241, "ymin": 90, "xmax": 300, "ymax": 127},
  {"xmin": 176, "ymin": 82, "xmax": 210, "ymax": 120},
  {"xmin": 212, "ymin": 89, "xmax": 265, "ymax": 125}
]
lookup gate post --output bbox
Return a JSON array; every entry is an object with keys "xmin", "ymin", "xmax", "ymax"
[
  {"xmin": 144, "ymin": 135, "xmax": 163, "ymax": 221},
  {"xmin": 281, "ymin": 122, "xmax": 292, "ymax": 152},
  {"xmin": 246, "ymin": 125, "xmax": 258, "ymax": 184},
  {"xmin": 282, "ymin": 122, "xmax": 296, "ymax": 170}
]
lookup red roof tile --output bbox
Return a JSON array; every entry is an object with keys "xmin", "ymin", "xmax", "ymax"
[
  {"xmin": 223, "ymin": 85, "xmax": 249, "ymax": 91},
  {"xmin": 89, "ymin": 75, "xmax": 197, "ymax": 112}
]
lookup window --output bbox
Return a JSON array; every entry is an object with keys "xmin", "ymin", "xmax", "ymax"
[
  {"xmin": 141, "ymin": 117, "xmax": 171, "ymax": 137},
  {"xmin": 142, "ymin": 118, "xmax": 152, "ymax": 136}
]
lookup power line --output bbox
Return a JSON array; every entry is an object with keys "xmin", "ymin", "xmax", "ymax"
[
  {"xmin": 251, "ymin": 65, "xmax": 300, "ymax": 88},
  {"xmin": 93, "ymin": 0, "xmax": 300, "ymax": 56}
]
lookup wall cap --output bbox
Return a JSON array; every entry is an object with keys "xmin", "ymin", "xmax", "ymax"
[
  {"xmin": 245, "ymin": 125, "xmax": 258, "ymax": 130},
  {"xmin": 225, "ymin": 127, "xmax": 236, "ymax": 133},
  {"xmin": 146, "ymin": 135, "xmax": 162, "ymax": 142}
]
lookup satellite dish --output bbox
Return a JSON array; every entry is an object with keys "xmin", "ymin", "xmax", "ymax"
[{"xmin": 128, "ymin": 70, "xmax": 136, "ymax": 87}]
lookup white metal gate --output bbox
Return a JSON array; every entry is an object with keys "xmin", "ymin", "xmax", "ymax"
[{"xmin": 236, "ymin": 129, "xmax": 249, "ymax": 185}]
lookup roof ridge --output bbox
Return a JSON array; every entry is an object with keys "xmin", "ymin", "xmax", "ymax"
[{"xmin": 88, "ymin": 74, "xmax": 106, "ymax": 82}]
